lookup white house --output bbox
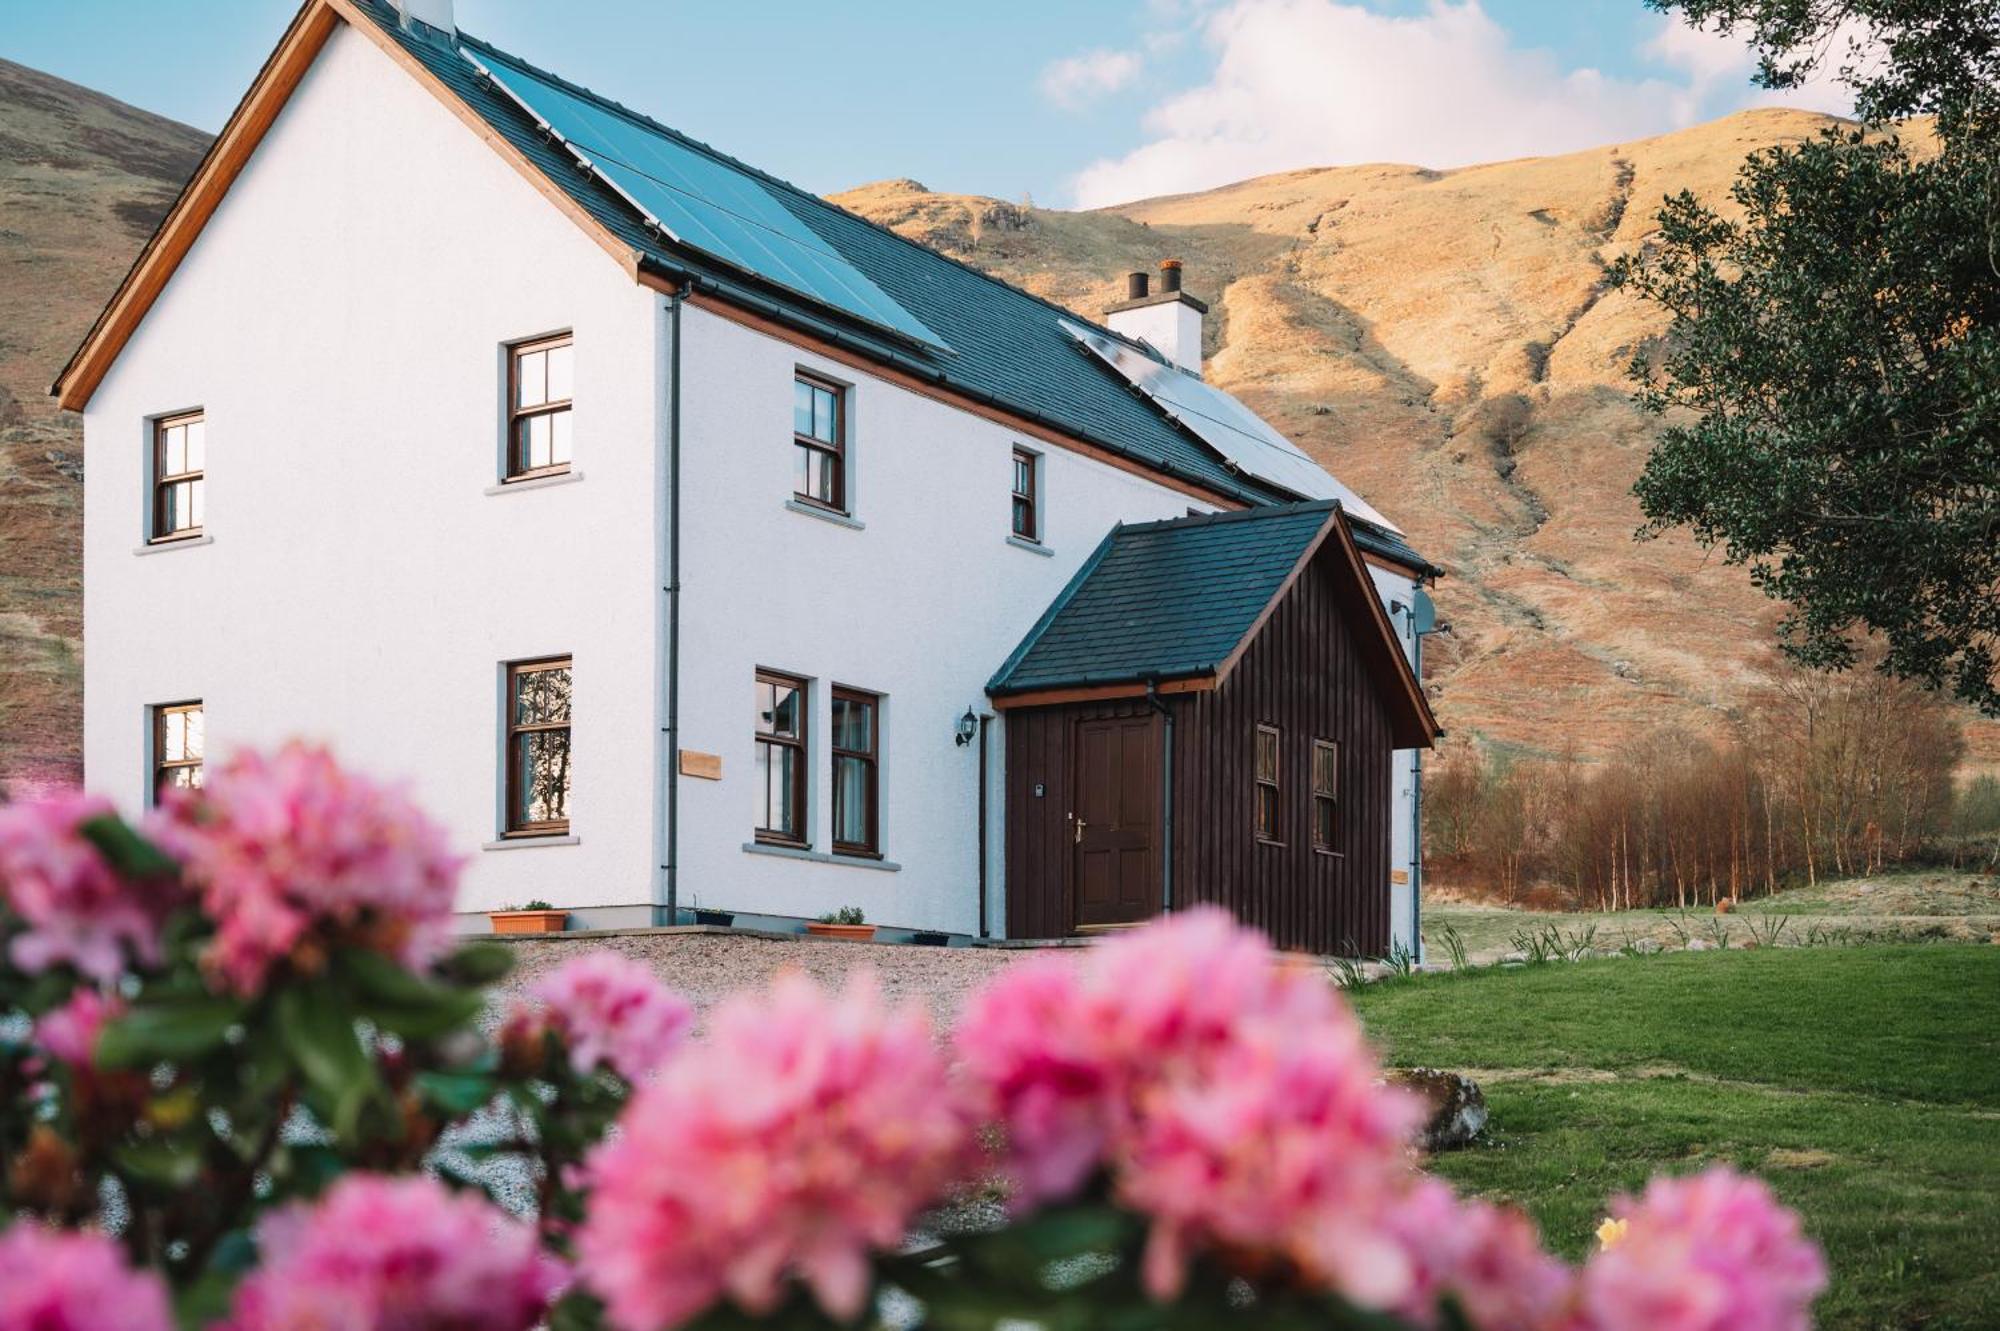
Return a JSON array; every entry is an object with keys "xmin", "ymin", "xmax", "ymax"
[{"xmin": 57, "ymin": 0, "xmax": 1442, "ymax": 955}]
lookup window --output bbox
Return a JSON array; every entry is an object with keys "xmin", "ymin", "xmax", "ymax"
[
  {"xmin": 1254, "ymin": 724, "xmax": 1282, "ymax": 842},
  {"xmin": 755, "ymin": 671, "xmax": 808, "ymax": 844},
  {"xmin": 831, "ymin": 687, "xmax": 879, "ymax": 855},
  {"xmin": 507, "ymin": 334, "xmax": 573, "ymax": 479},
  {"xmin": 1312, "ymin": 739, "xmax": 1340, "ymax": 852},
  {"xmin": 152, "ymin": 412, "xmax": 204, "ymax": 541},
  {"xmin": 1010, "ymin": 447, "xmax": 1040, "ymax": 542},
  {"xmin": 505, "ymin": 658, "xmax": 571, "ymax": 835},
  {"xmin": 151, "ymin": 701, "xmax": 203, "ymax": 803},
  {"xmin": 793, "ymin": 373, "xmax": 844, "ymax": 512}
]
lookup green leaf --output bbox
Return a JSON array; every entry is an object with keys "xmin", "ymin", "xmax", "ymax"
[
  {"xmin": 437, "ymin": 942, "xmax": 514, "ymax": 987},
  {"xmin": 96, "ymin": 995, "xmax": 245, "ymax": 1068},
  {"xmin": 77, "ymin": 813, "xmax": 181, "ymax": 879},
  {"xmin": 334, "ymin": 949, "xmax": 485, "ymax": 1040},
  {"xmin": 415, "ymin": 1069, "xmax": 498, "ymax": 1116},
  {"xmin": 112, "ymin": 1138, "xmax": 203, "ymax": 1188},
  {"xmin": 275, "ymin": 982, "xmax": 378, "ymax": 1141}
]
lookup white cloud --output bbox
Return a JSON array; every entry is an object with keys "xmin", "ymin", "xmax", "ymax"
[
  {"xmin": 1066, "ymin": 0, "xmax": 1857, "ymax": 209},
  {"xmin": 1643, "ymin": 13, "xmax": 1857, "ymax": 118},
  {"xmin": 1041, "ymin": 48, "xmax": 1145, "ymax": 110}
]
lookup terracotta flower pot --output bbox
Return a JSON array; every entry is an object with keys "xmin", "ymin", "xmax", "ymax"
[
  {"xmin": 490, "ymin": 909, "xmax": 568, "ymax": 935},
  {"xmin": 805, "ymin": 921, "xmax": 877, "ymax": 942}
]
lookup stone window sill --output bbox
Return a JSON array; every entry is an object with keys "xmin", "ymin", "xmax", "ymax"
[
  {"xmin": 482, "ymin": 834, "xmax": 581, "ymax": 851},
  {"xmin": 785, "ymin": 499, "xmax": 865, "ymax": 530},
  {"xmin": 1006, "ymin": 534, "xmax": 1054, "ymax": 557},
  {"xmin": 485, "ymin": 470, "xmax": 584, "ymax": 496},
  {"xmin": 741, "ymin": 841, "xmax": 900, "ymax": 872},
  {"xmin": 134, "ymin": 534, "xmax": 213, "ymax": 556}
]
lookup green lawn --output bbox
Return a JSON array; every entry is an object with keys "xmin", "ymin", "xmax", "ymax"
[{"xmin": 1348, "ymin": 945, "xmax": 2000, "ymax": 1329}]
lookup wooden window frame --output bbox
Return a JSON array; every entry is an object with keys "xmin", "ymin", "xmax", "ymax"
[
  {"xmin": 151, "ymin": 411, "xmax": 204, "ymax": 543},
  {"xmin": 505, "ymin": 332, "xmax": 574, "ymax": 482},
  {"xmin": 1312, "ymin": 738, "xmax": 1341, "ymax": 855},
  {"xmin": 1254, "ymin": 723, "xmax": 1283, "ymax": 844},
  {"xmin": 1010, "ymin": 446, "xmax": 1040, "ymax": 543},
  {"xmin": 792, "ymin": 372, "xmax": 847, "ymax": 514},
  {"xmin": 505, "ymin": 656, "xmax": 572, "ymax": 837},
  {"xmin": 831, "ymin": 686, "xmax": 881, "ymax": 857},
  {"xmin": 150, "ymin": 700, "xmax": 203, "ymax": 805},
  {"xmin": 755, "ymin": 670, "xmax": 810, "ymax": 847}
]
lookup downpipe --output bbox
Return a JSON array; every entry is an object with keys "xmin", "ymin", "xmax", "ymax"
[{"xmin": 1144, "ymin": 679, "xmax": 1175, "ymax": 914}]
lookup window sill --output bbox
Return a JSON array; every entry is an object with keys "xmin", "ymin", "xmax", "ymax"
[
  {"xmin": 741, "ymin": 841, "xmax": 901, "ymax": 872},
  {"xmin": 134, "ymin": 534, "xmax": 212, "ymax": 556},
  {"xmin": 482, "ymin": 834, "xmax": 580, "ymax": 851},
  {"xmin": 486, "ymin": 469, "xmax": 583, "ymax": 496},
  {"xmin": 1006, "ymin": 534, "xmax": 1054, "ymax": 557},
  {"xmin": 785, "ymin": 498, "xmax": 864, "ymax": 530}
]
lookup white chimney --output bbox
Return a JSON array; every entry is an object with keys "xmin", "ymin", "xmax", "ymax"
[
  {"xmin": 395, "ymin": 0, "xmax": 455, "ymax": 36},
  {"xmin": 1104, "ymin": 259, "xmax": 1207, "ymax": 377}
]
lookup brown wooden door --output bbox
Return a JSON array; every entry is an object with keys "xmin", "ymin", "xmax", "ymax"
[{"xmin": 1070, "ymin": 714, "xmax": 1160, "ymax": 929}]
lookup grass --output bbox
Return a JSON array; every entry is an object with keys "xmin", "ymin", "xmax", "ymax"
[
  {"xmin": 1348, "ymin": 945, "xmax": 2000, "ymax": 1328},
  {"xmin": 1425, "ymin": 869, "xmax": 2000, "ymax": 961}
]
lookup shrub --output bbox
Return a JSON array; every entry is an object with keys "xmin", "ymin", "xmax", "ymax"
[{"xmin": 0, "ymin": 745, "xmax": 1827, "ymax": 1330}]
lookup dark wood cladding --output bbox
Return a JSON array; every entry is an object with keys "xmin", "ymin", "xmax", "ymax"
[
  {"xmin": 1002, "ymin": 543, "xmax": 1396, "ymax": 956},
  {"xmin": 1171, "ymin": 545, "xmax": 1394, "ymax": 956}
]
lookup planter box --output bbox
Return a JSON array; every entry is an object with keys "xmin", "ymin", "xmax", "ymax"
[
  {"xmin": 805, "ymin": 922, "xmax": 877, "ymax": 942},
  {"xmin": 490, "ymin": 909, "xmax": 568, "ymax": 935}
]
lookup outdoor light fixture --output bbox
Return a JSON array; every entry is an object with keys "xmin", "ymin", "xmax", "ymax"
[{"xmin": 955, "ymin": 708, "xmax": 979, "ymax": 747}]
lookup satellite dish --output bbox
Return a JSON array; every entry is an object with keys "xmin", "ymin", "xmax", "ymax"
[{"xmin": 1412, "ymin": 588, "xmax": 1437, "ymax": 635}]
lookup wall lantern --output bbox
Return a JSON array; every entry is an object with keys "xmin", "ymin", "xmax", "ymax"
[{"xmin": 954, "ymin": 708, "xmax": 980, "ymax": 747}]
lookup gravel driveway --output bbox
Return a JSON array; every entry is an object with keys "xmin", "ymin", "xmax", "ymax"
[{"xmin": 492, "ymin": 929, "xmax": 1042, "ymax": 1029}]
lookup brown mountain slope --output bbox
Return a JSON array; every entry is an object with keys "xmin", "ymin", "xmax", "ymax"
[
  {"xmin": 835, "ymin": 109, "xmax": 1997, "ymax": 772},
  {"xmin": 0, "ymin": 59, "xmax": 208, "ymax": 792}
]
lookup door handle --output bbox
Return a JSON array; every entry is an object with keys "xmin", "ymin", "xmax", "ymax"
[{"xmin": 1074, "ymin": 816, "xmax": 1087, "ymax": 845}]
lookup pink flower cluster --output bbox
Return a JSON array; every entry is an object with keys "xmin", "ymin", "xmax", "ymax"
[
  {"xmin": 34, "ymin": 987, "xmax": 124, "ymax": 1069},
  {"xmin": 154, "ymin": 743, "xmax": 463, "ymax": 992},
  {"xmin": 1576, "ymin": 1167, "xmax": 1827, "ymax": 1331},
  {"xmin": 510, "ymin": 951, "xmax": 694, "ymax": 1082},
  {"xmin": 956, "ymin": 907, "xmax": 1426, "ymax": 1304},
  {"xmin": 575, "ymin": 971, "xmax": 972, "ymax": 1330},
  {"xmin": 0, "ymin": 1223, "xmax": 173, "ymax": 1331},
  {"xmin": 1386, "ymin": 1178, "xmax": 1572, "ymax": 1330},
  {"xmin": 0, "ymin": 792, "xmax": 172, "ymax": 984},
  {"xmin": 219, "ymin": 1174, "xmax": 565, "ymax": 1331}
]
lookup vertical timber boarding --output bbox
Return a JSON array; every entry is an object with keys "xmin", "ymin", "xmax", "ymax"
[{"xmin": 1001, "ymin": 545, "xmax": 1396, "ymax": 956}]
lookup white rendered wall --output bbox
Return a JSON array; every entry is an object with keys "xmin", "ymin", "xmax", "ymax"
[
  {"xmin": 82, "ymin": 24, "xmax": 663, "ymax": 921},
  {"xmin": 670, "ymin": 303, "xmax": 1220, "ymax": 935}
]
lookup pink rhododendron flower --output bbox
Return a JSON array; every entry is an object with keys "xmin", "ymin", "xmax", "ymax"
[
  {"xmin": 576, "ymin": 970, "xmax": 974, "ymax": 1330},
  {"xmin": 34, "ymin": 987, "xmax": 124, "ymax": 1068},
  {"xmin": 1384, "ymin": 1177, "xmax": 1574, "ymax": 1330},
  {"xmin": 510, "ymin": 951, "xmax": 693, "ymax": 1081},
  {"xmin": 219, "ymin": 1173, "xmax": 565, "ymax": 1331},
  {"xmin": 1576, "ymin": 1166, "xmax": 1826, "ymax": 1331},
  {"xmin": 955, "ymin": 906, "xmax": 1426, "ymax": 1306},
  {"xmin": 0, "ymin": 1222, "xmax": 173, "ymax": 1331},
  {"xmin": 153, "ymin": 743, "xmax": 463, "ymax": 992},
  {"xmin": 0, "ymin": 792, "xmax": 170, "ymax": 983}
]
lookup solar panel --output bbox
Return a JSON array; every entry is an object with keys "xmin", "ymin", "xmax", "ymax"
[
  {"xmin": 462, "ymin": 49, "xmax": 951, "ymax": 355},
  {"xmin": 1058, "ymin": 319, "xmax": 1402, "ymax": 534}
]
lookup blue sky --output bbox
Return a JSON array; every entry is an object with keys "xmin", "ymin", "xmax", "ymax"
[{"xmin": 5, "ymin": 1, "xmax": 1846, "ymax": 207}]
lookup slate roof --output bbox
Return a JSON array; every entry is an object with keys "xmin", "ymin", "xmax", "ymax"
[
  {"xmin": 349, "ymin": 2, "xmax": 1435, "ymax": 573},
  {"xmin": 988, "ymin": 501, "xmax": 1341, "ymax": 695}
]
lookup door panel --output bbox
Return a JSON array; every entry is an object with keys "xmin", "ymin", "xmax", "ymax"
[{"xmin": 1071, "ymin": 714, "xmax": 1160, "ymax": 928}]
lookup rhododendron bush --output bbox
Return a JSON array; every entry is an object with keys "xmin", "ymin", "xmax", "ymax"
[{"xmin": 0, "ymin": 745, "xmax": 1827, "ymax": 1330}]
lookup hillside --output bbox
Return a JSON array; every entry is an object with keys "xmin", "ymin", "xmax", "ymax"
[
  {"xmin": 834, "ymin": 109, "xmax": 1996, "ymax": 771},
  {"xmin": 0, "ymin": 58, "xmax": 208, "ymax": 792},
  {"xmin": 0, "ymin": 65, "xmax": 1989, "ymax": 790}
]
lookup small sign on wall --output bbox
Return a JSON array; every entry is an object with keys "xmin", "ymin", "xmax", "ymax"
[
  {"xmin": 678, "ymin": 750, "xmax": 722, "ymax": 781},
  {"xmin": 1389, "ymin": 869, "xmax": 1409, "ymax": 885}
]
